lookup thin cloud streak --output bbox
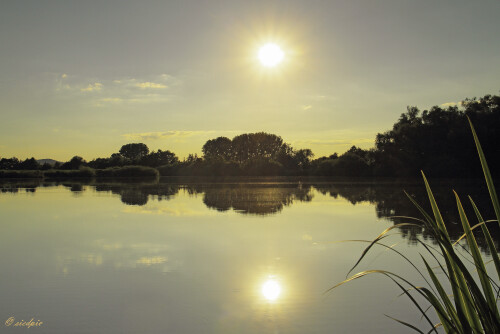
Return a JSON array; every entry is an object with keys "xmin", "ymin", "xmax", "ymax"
[
  {"xmin": 81, "ymin": 82, "xmax": 102, "ymax": 92},
  {"xmin": 440, "ymin": 102, "xmax": 459, "ymax": 107},
  {"xmin": 293, "ymin": 138, "xmax": 373, "ymax": 146},
  {"xmin": 135, "ymin": 82, "xmax": 168, "ymax": 89},
  {"xmin": 122, "ymin": 131, "xmax": 217, "ymax": 141},
  {"xmin": 54, "ymin": 73, "xmax": 180, "ymax": 106}
]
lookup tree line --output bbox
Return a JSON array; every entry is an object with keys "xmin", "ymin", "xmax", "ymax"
[{"xmin": 1, "ymin": 93, "xmax": 499, "ymax": 178}]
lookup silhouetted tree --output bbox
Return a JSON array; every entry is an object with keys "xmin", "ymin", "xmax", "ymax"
[
  {"xmin": 40, "ymin": 163, "xmax": 52, "ymax": 170},
  {"xmin": 60, "ymin": 156, "xmax": 86, "ymax": 170},
  {"xmin": 119, "ymin": 143, "xmax": 149, "ymax": 161},
  {"xmin": 371, "ymin": 93, "xmax": 500, "ymax": 177},
  {"xmin": 18, "ymin": 157, "xmax": 40, "ymax": 170},
  {"xmin": 141, "ymin": 150, "xmax": 178, "ymax": 167},
  {"xmin": 293, "ymin": 149, "xmax": 314, "ymax": 170},
  {"xmin": 185, "ymin": 153, "xmax": 200, "ymax": 163},
  {"xmin": 0, "ymin": 157, "xmax": 20, "ymax": 170},
  {"xmin": 231, "ymin": 132, "xmax": 287, "ymax": 163},
  {"xmin": 202, "ymin": 137, "xmax": 232, "ymax": 161}
]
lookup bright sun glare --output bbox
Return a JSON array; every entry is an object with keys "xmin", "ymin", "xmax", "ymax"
[
  {"xmin": 261, "ymin": 279, "xmax": 281, "ymax": 301},
  {"xmin": 258, "ymin": 43, "xmax": 284, "ymax": 67}
]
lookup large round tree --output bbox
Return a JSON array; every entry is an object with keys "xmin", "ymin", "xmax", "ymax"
[{"xmin": 119, "ymin": 143, "xmax": 149, "ymax": 161}]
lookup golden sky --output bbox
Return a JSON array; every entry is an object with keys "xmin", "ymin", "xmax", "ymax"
[{"xmin": 1, "ymin": 0, "xmax": 499, "ymax": 161}]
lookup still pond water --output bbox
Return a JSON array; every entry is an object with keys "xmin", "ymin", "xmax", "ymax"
[{"xmin": 0, "ymin": 178, "xmax": 498, "ymax": 333}]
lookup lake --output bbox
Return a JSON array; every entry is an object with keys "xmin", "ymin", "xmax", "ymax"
[{"xmin": 0, "ymin": 178, "xmax": 498, "ymax": 333}]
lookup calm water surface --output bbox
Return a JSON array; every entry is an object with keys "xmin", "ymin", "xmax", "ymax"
[{"xmin": 0, "ymin": 179, "xmax": 498, "ymax": 333}]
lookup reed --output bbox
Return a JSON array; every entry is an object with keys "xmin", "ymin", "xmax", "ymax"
[
  {"xmin": 0, "ymin": 170, "xmax": 43, "ymax": 178},
  {"xmin": 43, "ymin": 167, "xmax": 95, "ymax": 178},
  {"xmin": 95, "ymin": 165, "xmax": 159, "ymax": 178},
  {"xmin": 328, "ymin": 118, "xmax": 500, "ymax": 333}
]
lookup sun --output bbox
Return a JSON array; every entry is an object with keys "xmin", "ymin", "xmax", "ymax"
[
  {"xmin": 261, "ymin": 278, "xmax": 281, "ymax": 301},
  {"xmin": 258, "ymin": 43, "xmax": 284, "ymax": 67}
]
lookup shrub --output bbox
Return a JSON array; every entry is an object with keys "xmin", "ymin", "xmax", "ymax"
[
  {"xmin": 242, "ymin": 158, "xmax": 283, "ymax": 176},
  {"xmin": 157, "ymin": 163, "xmax": 182, "ymax": 176},
  {"xmin": 0, "ymin": 170, "xmax": 43, "ymax": 178},
  {"xmin": 43, "ymin": 167, "xmax": 95, "ymax": 178},
  {"xmin": 95, "ymin": 165, "xmax": 159, "ymax": 178}
]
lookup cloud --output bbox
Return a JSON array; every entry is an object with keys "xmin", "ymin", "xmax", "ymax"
[
  {"xmin": 440, "ymin": 102, "xmax": 458, "ymax": 107},
  {"xmin": 122, "ymin": 130, "xmax": 216, "ymax": 141},
  {"xmin": 306, "ymin": 94, "xmax": 337, "ymax": 101},
  {"xmin": 302, "ymin": 105, "xmax": 312, "ymax": 110},
  {"xmin": 54, "ymin": 73, "xmax": 181, "ymax": 106},
  {"xmin": 99, "ymin": 97, "xmax": 123, "ymax": 103},
  {"xmin": 135, "ymin": 82, "xmax": 168, "ymax": 89},
  {"xmin": 81, "ymin": 82, "xmax": 102, "ymax": 92},
  {"xmin": 293, "ymin": 138, "xmax": 373, "ymax": 146}
]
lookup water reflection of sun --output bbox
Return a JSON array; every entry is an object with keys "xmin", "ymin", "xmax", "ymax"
[{"xmin": 261, "ymin": 278, "xmax": 282, "ymax": 302}]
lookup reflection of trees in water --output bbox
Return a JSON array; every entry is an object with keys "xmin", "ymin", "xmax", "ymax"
[
  {"xmin": 0, "ymin": 180, "xmax": 181, "ymax": 205},
  {"xmin": 0, "ymin": 180, "xmax": 43, "ymax": 193},
  {"xmin": 312, "ymin": 182, "xmax": 499, "ymax": 252},
  {"xmin": 196, "ymin": 184, "xmax": 313, "ymax": 215},
  {"xmin": 94, "ymin": 183, "xmax": 181, "ymax": 206},
  {"xmin": 1, "ymin": 179, "xmax": 498, "ymax": 250},
  {"xmin": 89, "ymin": 182, "xmax": 314, "ymax": 213}
]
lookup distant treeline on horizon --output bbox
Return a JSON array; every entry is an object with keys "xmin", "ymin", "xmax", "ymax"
[{"xmin": 1, "ymin": 93, "xmax": 499, "ymax": 178}]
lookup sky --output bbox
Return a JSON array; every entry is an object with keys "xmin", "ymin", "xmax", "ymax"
[{"xmin": 1, "ymin": 0, "xmax": 499, "ymax": 161}]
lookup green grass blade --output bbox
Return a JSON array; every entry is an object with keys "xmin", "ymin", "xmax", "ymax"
[
  {"xmin": 345, "ymin": 223, "xmax": 419, "ymax": 277},
  {"xmin": 426, "ymin": 324, "xmax": 443, "ymax": 334},
  {"xmin": 325, "ymin": 270, "xmax": 439, "ymax": 332},
  {"xmin": 469, "ymin": 197, "xmax": 500, "ymax": 284},
  {"xmin": 418, "ymin": 287, "xmax": 459, "ymax": 334},
  {"xmin": 404, "ymin": 191, "xmax": 438, "ymax": 230},
  {"xmin": 468, "ymin": 117, "xmax": 500, "ymax": 228},
  {"xmin": 443, "ymin": 238, "xmax": 498, "ymax": 331},
  {"xmin": 422, "ymin": 256, "xmax": 462, "ymax": 333},
  {"xmin": 421, "ymin": 172, "xmax": 451, "ymax": 241},
  {"xmin": 419, "ymin": 175, "xmax": 478, "ymax": 330},
  {"xmin": 384, "ymin": 314, "xmax": 425, "ymax": 334},
  {"xmin": 337, "ymin": 239, "xmax": 436, "ymax": 291},
  {"xmin": 440, "ymin": 248, "xmax": 477, "ymax": 333},
  {"xmin": 453, "ymin": 220, "xmax": 498, "ymax": 245},
  {"xmin": 455, "ymin": 192, "xmax": 499, "ymax": 323}
]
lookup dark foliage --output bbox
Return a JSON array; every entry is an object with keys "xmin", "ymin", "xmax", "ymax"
[
  {"xmin": 44, "ymin": 167, "xmax": 95, "ymax": 179},
  {"xmin": 119, "ymin": 143, "xmax": 149, "ymax": 161},
  {"xmin": 3, "ymin": 93, "xmax": 499, "ymax": 177},
  {"xmin": 0, "ymin": 170, "xmax": 43, "ymax": 178},
  {"xmin": 140, "ymin": 149, "xmax": 178, "ymax": 167},
  {"xmin": 372, "ymin": 94, "xmax": 500, "ymax": 177},
  {"xmin": 95, "ymin": 165, "xmax": 159, "ymax": 179},
  {"xmin": 60, "ymin": 156, "xmax": 86, "ymax": 170}
]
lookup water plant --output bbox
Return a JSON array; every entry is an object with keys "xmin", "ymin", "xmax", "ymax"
[{"xmin": 328, "ymin": 118, "xmax": 500, "ymax": 333}]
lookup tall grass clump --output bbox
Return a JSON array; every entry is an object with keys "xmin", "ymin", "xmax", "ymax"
[
  {"xmin": 95, "ymin": 165, "xmax": 159, "ymax": 179},
  {"xmin": 0, "ymin": 170, "xmax": 43, "ymax": 178},
  {"xmin": 43, "ymin": 167, "xmax": 95, "ymax": 179},
  {"xmin": 328, "ymin": 118, "xmax": 500, "ymax": 333}
]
